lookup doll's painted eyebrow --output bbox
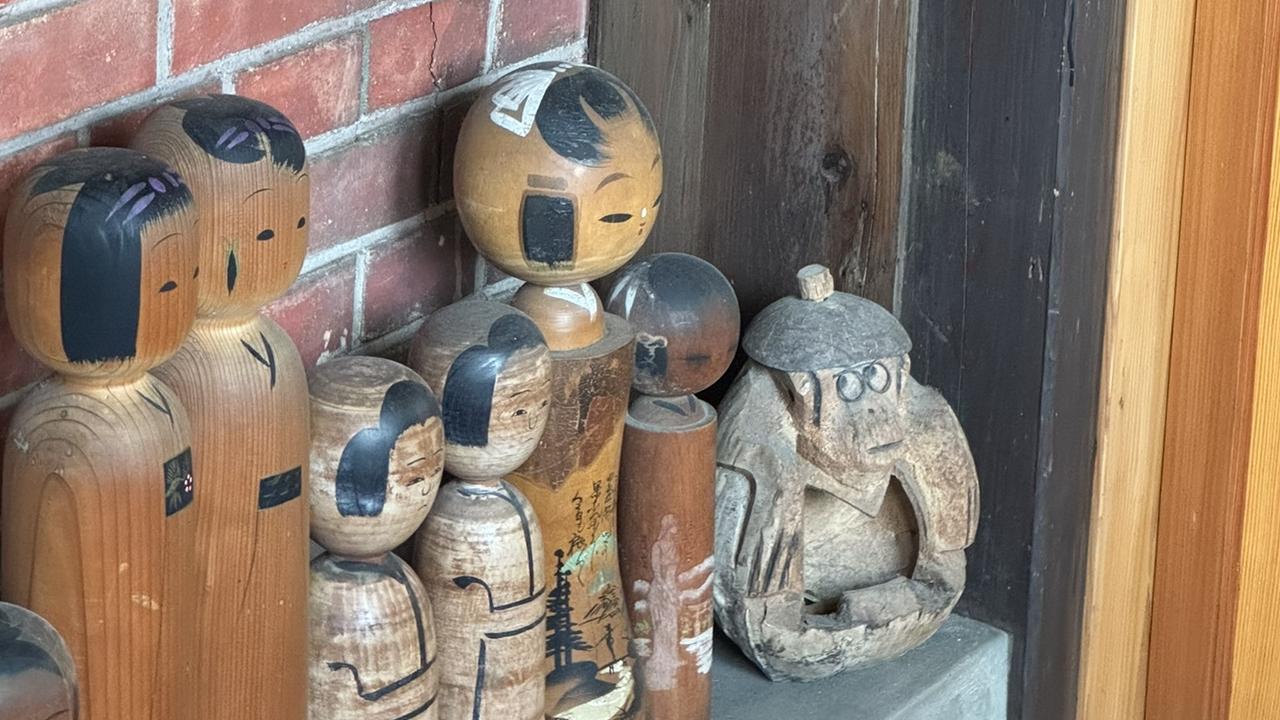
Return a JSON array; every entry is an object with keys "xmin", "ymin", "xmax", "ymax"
[
  {"xmin": 527, "ymin": 174, "xmax": 567, "ymax": 190},
  {"xmin": 406, "ymin": 457, "xmax": 428, "ymax": 466},
  {"xmin": 596, "ymin": 172, "xmax": 630, "ymax": 191},
  {"xmin": 152, "ymin": 232, "xmax": 183, "ymax": 249},
  {"xmin": 244, "ymin": 187, "xmax": 273, "ymax": 200},
  {"xmin": 651, "ymin": 153, "xmax": 661, "ymax": 169},
  {"xmin": 294, "ymin": 172, "xmax": 310, "ymax": 183}
]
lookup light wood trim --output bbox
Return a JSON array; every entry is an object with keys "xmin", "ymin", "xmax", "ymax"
[
  {"xmin": 1147, "ymin": 1, "xmax": 1280, "ymax": 716},
  {"xmin": 1228, "ymin": 68, "xmax": 1280, "ymax": 719},
  {"xmin": 1076, "ymin": 0, "xmax": 1197, "ymax": 716}
]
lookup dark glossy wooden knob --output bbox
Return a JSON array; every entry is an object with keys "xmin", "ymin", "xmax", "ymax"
[
  {"xmin": 3, "ymin": 147, "xmax": 199, "ymax": 380},
  {"xmin": 454, "ymin": 62, "xmax": 663, "ymax": 285},
  {"xmin": 607, "ymin": 253, "xmax": 740, "ymax": 396},
  {"xmin": 133, "ymin": 94, "xmax": 310, "ymax": 318}
]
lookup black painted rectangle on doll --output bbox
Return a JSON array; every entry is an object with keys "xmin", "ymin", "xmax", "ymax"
[
  {"xmin": 521, "ymin": 193, "xmax": 575, "ymax": 264},
  {"xmin": 164, "ymin": 447, "xmax": 195, "ymax": 517},
  {"xmin": 258, "ymin": 467, "xmax": 303, "ymax": 510}
]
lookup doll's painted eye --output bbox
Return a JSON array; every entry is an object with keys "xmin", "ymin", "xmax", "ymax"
[
  {"xmin": 159, "ymin": 280, "xmax": 178, "ymax": 293},
  {"xmin": 297, "ymin": 217, "xmax": 306, "ymax": 229},
  {"xmin": 863, "ymin": 362, "xmax": 892, "ymax": 393},
  {"xmin": 653, "ymin": 193, "xmax": 663, "ymax": 207},
  {"xmin": 599, "ymin": 213, "xmax": 633, "ymax": 224},
  {"xmin": 836, "ymin": 370, "xmax": 864, "ymax": 402},
  {"xmin": 257, "ymin": 229, "xmax": 275, "ymax": 241},
  {"xmin": 192, "ymin": 266, "xmax": 200, "ymax": 279}
]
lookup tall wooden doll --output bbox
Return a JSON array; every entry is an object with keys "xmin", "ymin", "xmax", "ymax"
[
  {"xmin": 607, "ymin": 254, "xmax": 739, "ymax": 720},
  {"xmin": 132, "ymin": 95, "xmax": 311, "ymax": 720},
  {"xmin": 408, "ymin": 301, "xmax": 551, "ymax": 720},
  {"xmin": 0, "ymin": 147, "xmax": 201, "ymax": 720},
  {"xmin": 308, "ymin": 357, "xmax": 444, "ymax": 720},
  {"xmin": 453, "ymin": 62, "xmax": 663, "ymax": 717}
]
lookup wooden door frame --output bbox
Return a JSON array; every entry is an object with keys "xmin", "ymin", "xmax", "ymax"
[{"xmin": 1081, "ymin": 1, "xmax": 1280, "ymax": 717}]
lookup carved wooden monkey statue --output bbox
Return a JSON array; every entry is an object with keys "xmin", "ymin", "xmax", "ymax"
[
  {"xmin": 608, "ymin": 253, "xmax": 739, "ymax": 720},
  {"xmin": 309, "ymin": 357, "xmax": 445, "ymax": 720},
  {"xmin": 409, "ymin": 301, "xmax": 551, "ymax": 720},
  {"xmin": 1, "ymin": 147, "xmax": 201, "ymax": 720},
  {"xmin": 714, "ymin": 265, "xmax": 980, "ymax": 681},
  {"xmin": 133, "ymin": 94, "xmax": 311, "ymax": 720},
  {"xmin": 454, "ymin": 62, "xmax": 664, "ymax": 717}
]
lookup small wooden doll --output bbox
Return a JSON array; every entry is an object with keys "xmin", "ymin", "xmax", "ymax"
[
  {"xmin": 308, "ymin": 357, "xmax": 445, "ymax": 720},
  {"xmin": 132, "ymin": 94, "xmax": 311, "ymax": 720},
  {"xmin": 714, "ymin": 265, "xmax": 979, "ymax": 680},
  {"xmin": 607, "ymin": 253, "xmax": 739, "ymax": 720},
  {"xmin": 408, "ymin": 301, "xmax": 551, "ymax": 720},
  {"xmin": 454, "ymin": 62, "xmax": 664, "ymax": 717},
  {"xmin": 0, "ymin": 147, "xmax": 201, "ymax": 720},
  {"xmin": 0, "ymin": 603, "xmax": 78, "ymax": 720}
]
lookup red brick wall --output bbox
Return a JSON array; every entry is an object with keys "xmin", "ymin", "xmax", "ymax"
[{"xmin": 0, "ymin": 0, "xmax": 589, "ymax": 411}]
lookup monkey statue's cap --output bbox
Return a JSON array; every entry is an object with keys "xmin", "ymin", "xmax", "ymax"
[{"xmin": 743, "ymin": 264, "xmax": 912, "ymax": 372}]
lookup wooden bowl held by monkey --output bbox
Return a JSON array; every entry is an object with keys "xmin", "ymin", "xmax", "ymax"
[
  {"xmin": 407, "ymin": 301, "xmax": 552, "ymax": 481},
  {"xmin": 133, "ymin": 94, "xmax": 310, "ymax": 318},
  {"xmin": 3, "ymin": 147, "xmax": 200, "ymax": 381},
  {"xmin": 454, "ymin": 62, "xmax": 663, "ymax": 285},
  {"xmin": 607, "ymin": 253, "xmax": 740, "ymax": 397},
  {"xmin": 309, "ymin": 357, "xmax": 445, "ymax": 560}
]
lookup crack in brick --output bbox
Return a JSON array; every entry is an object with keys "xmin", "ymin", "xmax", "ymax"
[{"xmin": 427, "ymin": 2, "xmax": 443, "ymax": 91}]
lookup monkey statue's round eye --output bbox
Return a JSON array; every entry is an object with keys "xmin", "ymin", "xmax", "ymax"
[
  {"xmin": 863, "ymin": 362, "xmax": 892, "ymax": 393},
  {"xmin": 836, "ymin": 370, "xmax": 864, "ymax": 402}
]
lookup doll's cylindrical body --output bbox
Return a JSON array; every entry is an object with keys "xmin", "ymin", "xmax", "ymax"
[
  {"xmin": 1, "ymin": 147, "xmax": 202, "ymax": 720},
  {"xmin": 151, "ymin": 315, "xmax": 310, "ymax": 715},
  {"xmin": 415, "ymin": 479, "xmax": 546, "ymax": 720},
  {"xmin": 505, "ymin": 313, "xmax": 636, "ymax": 715},
  {"xmin": 618, "ymin": 396, "xmax": 716, "ymax": 720},
  {"xmin": 310, "ymin": 553, "xmax": 439, "ymax": 720},
  {"xmin": 135, "ymin": 95, "xmax": 312, "ymax": 720}
]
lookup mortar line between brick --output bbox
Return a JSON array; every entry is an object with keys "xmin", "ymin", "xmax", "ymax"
[
  {"xmin": 0, "ymin": 0, "xmax": 83, "ymax": 30},
  {"xmin": 483, "ymin": 0, "xmax": 503, "ymax": 72},
  {"xmin": 358, "ymin": 27, "xmax": 373, "ymax": 117},
  {"xmin": 352, "ymin": 249, "xmax": 369, "ymax": 342},
  {"xmin": 356, "ymin": 318, "xmax": 424, "ymax": 357},
  {"xmin": 155, "ymin": 0, "xmax": 174, "ymax": 80}
]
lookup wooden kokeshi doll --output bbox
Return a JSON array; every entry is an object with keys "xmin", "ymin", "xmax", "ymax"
[
  {"xmin": 454, "ymin": 62, "xmax": 663, "ymax": 717},
  {"xmin": 308, "ymin": 357, "xmax": 445, "ymax": 720},
  {"xmin": 132, "ymin": 95, "xmax": 311, "ymax": 720},
  {"xmin": 0, "ymin": 147, "xmax": 201, "ymax": 720},
  {"xmin": 407, "ymin": 301, "xmax": 551, "ymax": 720},
  {"xmin": 607, "ymin": 254, "xmax": 739, "ymax": 720},
  {"xmin": 0, "ymin": 603, "xmax": 78, "ymax": 720}
]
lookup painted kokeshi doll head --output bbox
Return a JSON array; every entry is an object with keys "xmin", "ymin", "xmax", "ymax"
[
  {"xmin": 0, "ymin": 603, "xmax": 77, "ymax": 720},
  {"xmin": 454, "ymin": 62, "xmax": 663, "ymax": 285},
  {"xmin": 607, "ymin": 252, "xmax": 740, "ymax": 396},
  {"xmin": 407, "ymin": 301, "xmax": 551, "ymax": 480},
  {"xmin": 745, "ymin": 265, "xmax": 911, "ymax": 477},
  {"xmin": 309, "ymin": 357, "xmax": 444, "ymax": 559},
  {"xmin": 3, "ymin": 148, "xmax": 198, "ymax": 380},
  {"xmin": 132, "ymin": 94, "xmax": 309, "ymax": 317}
]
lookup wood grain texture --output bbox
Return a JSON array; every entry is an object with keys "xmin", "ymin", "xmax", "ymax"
[
  {"xmin": 1147, "ymin": 1, "xmax": 1280, "ymax": 716},
  {"xmin": 506, "ymin": 314, "xmax": 636, "ymax": 718},
  {"xmin": 618, "ymin": 397, "xmax": 716, "ymax": 720},
  {"xmin": 1, "ymin": 147, "xmax": 202, "ymax": 720},
  {"xmin": 1076, "ymin": 0, "xmax": 1197, "ymax": 716},
  {"xmin": 1229, "ymin": 68, "xmax": 1280, "ymax": 718},
  {"xmin": 512, "ymin": 283, "xmax": 605, "ymax": 352},
  {"xmin": 592, "ymin": 0, "xmax": 908, "ymax": 318}
]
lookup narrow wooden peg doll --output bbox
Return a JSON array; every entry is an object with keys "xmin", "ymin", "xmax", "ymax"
[
  {"xmin": 607, "ymin": 253, "xmax": 739, "ymax": 720},
  {"xmin": 0, "ymin": 147, "xmax": 201, "ymax": 720},
  {"xmin": 408, "ymin": 301, "xmax": 551, "ymax": 720},
  {"xmin": 132, "ymin": 94, "xmax": 312, "ymax": 720},
  {"xmin": 0, "ymin": 603, "xmax": 78, "ymax": 720},
  {"xmin": 454, "ymin": 62, "xmax": 664, "ymax": 717},
  {"xmin": 308, "ymin": 357, "xmax": 445, "ymax": 720}
]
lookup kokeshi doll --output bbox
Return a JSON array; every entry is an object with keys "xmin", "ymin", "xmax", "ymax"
[
  {"xmin": 408, "ymin": 301, "xmax": 551, "ymax": 720},
  {"xmin": 607, "ymin": 254, "xmax": 738, "ymax": 720},
  {"xmin": 0, "ymin": 148, "xmax": 201, "ymax": 720},
  {"xmin": 132, "ymin": 95, "xmax": 311, "ymax": 720},
  {"xmin": 454, "ymin": 62, "xmax": 663, "ymax": 717},
  {"xmin": 0, "ymin": 603, "xmax": 78, "ymax": 720},
  {"xmin": 308, "ymin": 357, "xmax": 445, "ymax": 720}
]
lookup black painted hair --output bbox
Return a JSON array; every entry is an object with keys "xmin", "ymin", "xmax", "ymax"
[
  {"xmin": 441, "ymin": 313, "xmax": 543, "ymax": 447},
  {"xmin": 29, "ymin": 148, "xmax": 194, "ymax": 364},
  {"xmin": 532, "ymin": 64, "xmax": 656, "ymax": 167},
  {"xmin": 334, "ymin": 380, "xmax": 440, "ymax": 518},
  {"xmin": 172, "ymin": 95, "xmax": 305, "ymax": 172}
]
